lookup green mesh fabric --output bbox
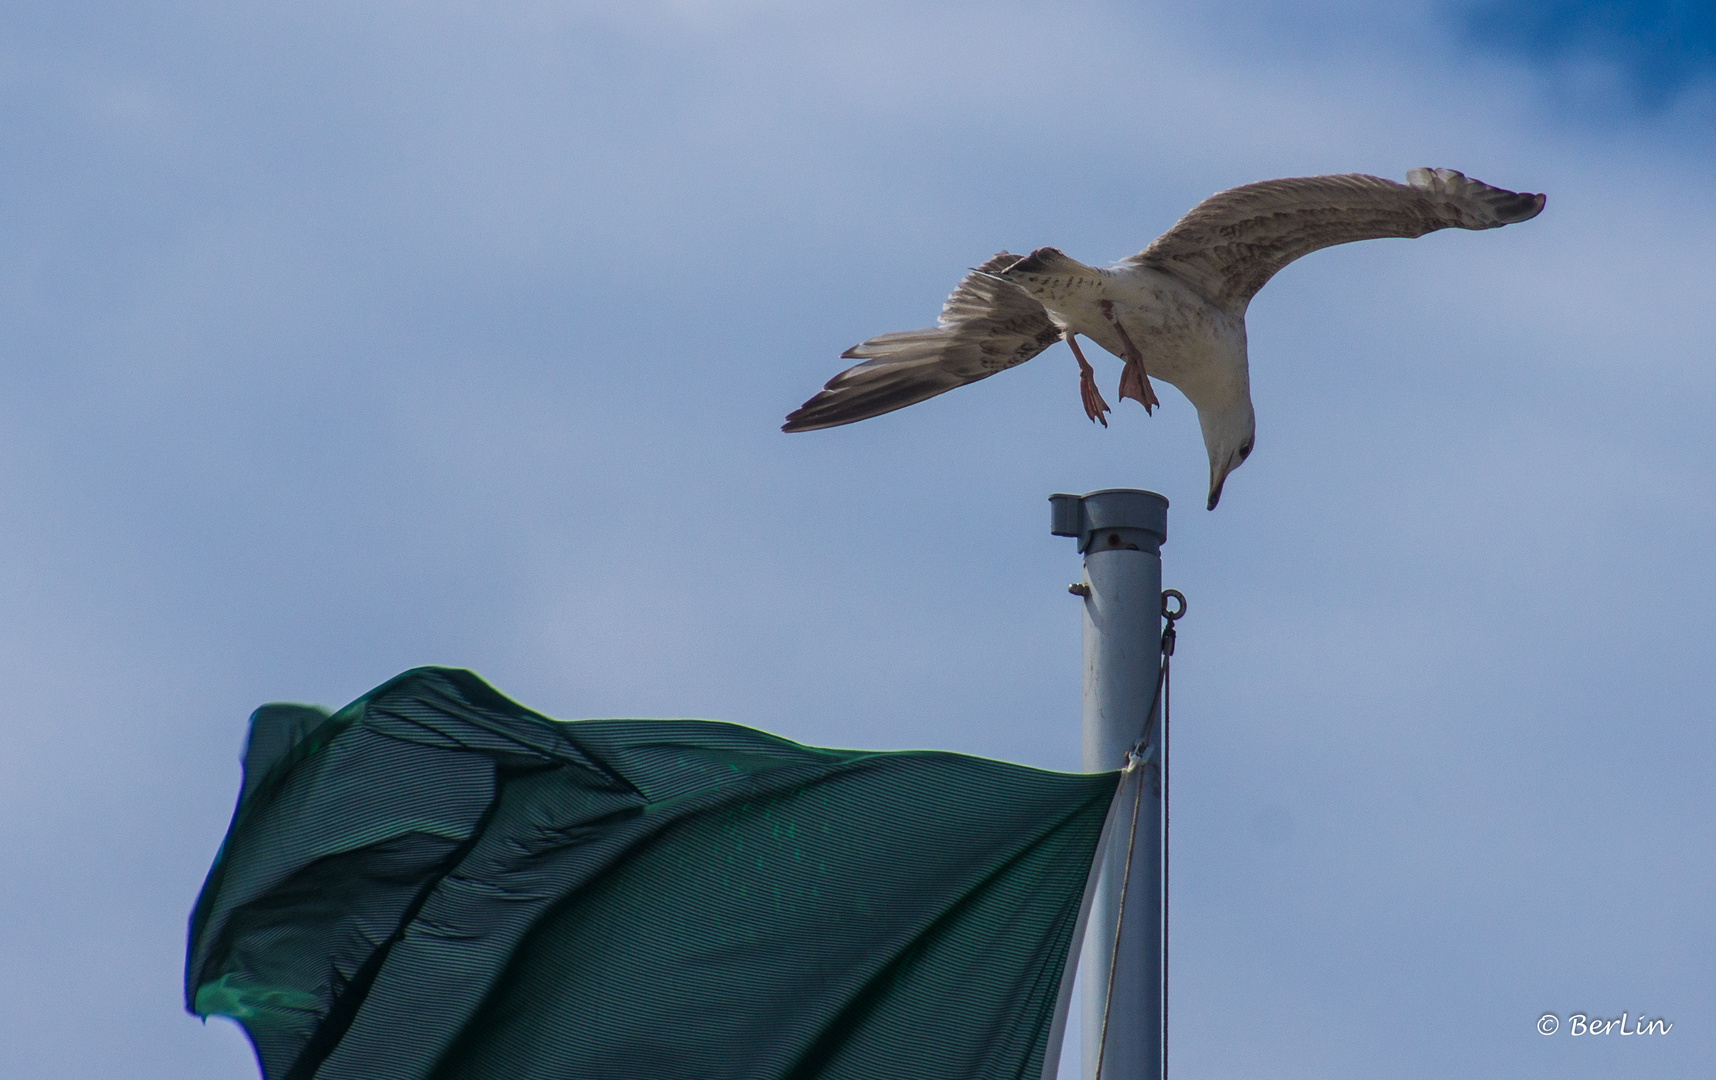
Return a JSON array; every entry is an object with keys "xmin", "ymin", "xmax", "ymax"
[{"xmin": 187, "ymin": 667, "xmax": 1118, "ymax": 1080}]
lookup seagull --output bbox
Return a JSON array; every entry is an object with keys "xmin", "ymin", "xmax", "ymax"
[{"xmin": 783, "ymin": 169, "xmax": 1545, "ymax": 509}]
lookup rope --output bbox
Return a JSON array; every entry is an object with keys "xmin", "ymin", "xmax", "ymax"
[
  {"xmin": 1092, "ymin": 590, "xmax": 1182, "ymax": 1080},
  {"xmin": 1162, "ymin": 619, "xmax": 1172, "ymax": 1080},
  {"xmin": 1092, "ymin": 743, "xmax": 1148, "ymax": 1080}
]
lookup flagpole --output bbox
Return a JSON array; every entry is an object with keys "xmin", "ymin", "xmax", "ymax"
[{"xmin": 1051, "ymin": 489, "xmax": 1168, "ymax": 1080}]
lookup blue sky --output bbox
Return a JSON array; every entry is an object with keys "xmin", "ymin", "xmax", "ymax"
[
  {"xmin": 2, "ymin": 2, "xmax": 1712, "ymax": 1078},
  {"xmin": 1466, "ymin": 0, "xmax": 1716, "ymax": 104}
]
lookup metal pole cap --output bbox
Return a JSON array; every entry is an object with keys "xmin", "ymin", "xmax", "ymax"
[{"xmin": 1050, "ymin": 489, "xmax": 1169, "ymax": 554}]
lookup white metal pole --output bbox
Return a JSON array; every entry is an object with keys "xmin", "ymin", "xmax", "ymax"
[{"xmin": 1051, "ymin": 489, "xmax": 1168, "ymax": 1080}]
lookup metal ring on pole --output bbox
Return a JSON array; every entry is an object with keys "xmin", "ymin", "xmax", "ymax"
[{"xmin": 1161, "ymin": 589, "xmax": 1187, "ymax": 621}]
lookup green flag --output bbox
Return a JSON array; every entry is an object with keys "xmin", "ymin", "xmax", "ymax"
[{"xmin": 187, "ymin": 667, "xmax": 1119, "ymax": 1080}]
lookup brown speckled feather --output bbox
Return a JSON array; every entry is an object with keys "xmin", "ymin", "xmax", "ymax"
[
  {"xmin": 1126, "ymin": 169, "xmax": 1545, "ymax": 311},
  {"xmin": 782, "ymin": 253, "xmax": 1062, "ymax": 432}
]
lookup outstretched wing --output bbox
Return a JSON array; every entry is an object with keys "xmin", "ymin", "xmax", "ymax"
[
  {"xmin": 783, "ymin": 253, "xmax": 1063, "ymax": 432},
  {"xmin": 1127, "ymin": 169, "xmax": 1546, "ymax": 311}
]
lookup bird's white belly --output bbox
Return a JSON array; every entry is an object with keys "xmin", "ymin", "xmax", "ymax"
[{"xmin": 1033, "ymin": 268, "xmax": 1247, "ymax": 401}]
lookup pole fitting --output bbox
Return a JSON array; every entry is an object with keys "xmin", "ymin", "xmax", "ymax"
[{"xmin": 1049, "ymin": 489, "xmax": 1168, "ymax": 554}]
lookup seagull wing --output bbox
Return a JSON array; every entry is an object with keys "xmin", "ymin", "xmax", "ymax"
[
  {"xmin": 783, "ymin": 253, "xmax": 1063, "ymax": 432},
  {"xmin": 1126, "ymin": 169, "xmax": 1546, "ymax": 312}
]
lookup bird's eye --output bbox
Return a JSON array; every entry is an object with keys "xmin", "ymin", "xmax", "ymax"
[{"xmin": 1239, "ymin": 440, "xmax": 1253, "ymax": 461}]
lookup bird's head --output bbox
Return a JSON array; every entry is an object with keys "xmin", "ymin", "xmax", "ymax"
[{"xmin": 1200, "ymin": 397, "xmax": 1256, "ymax": 510}]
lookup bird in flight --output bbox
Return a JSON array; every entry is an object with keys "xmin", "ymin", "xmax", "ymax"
[{"xmin": 783, "ymin": 169, "xmax": 1545, "ymax": 509}]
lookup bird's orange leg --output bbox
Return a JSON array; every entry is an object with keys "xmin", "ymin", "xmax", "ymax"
[
  {"xmin": 1066, "ymin": 331, "xmax": 1110, "ymax": 427},
  {"xmin": 1102, "ymin": 301, "xmax": 1161, "ymax": 414}
]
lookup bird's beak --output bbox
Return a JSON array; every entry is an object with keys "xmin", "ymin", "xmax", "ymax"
[{"xmin": 1207, "ymin": 452, "xmax": 1237, "ymax": 510}]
